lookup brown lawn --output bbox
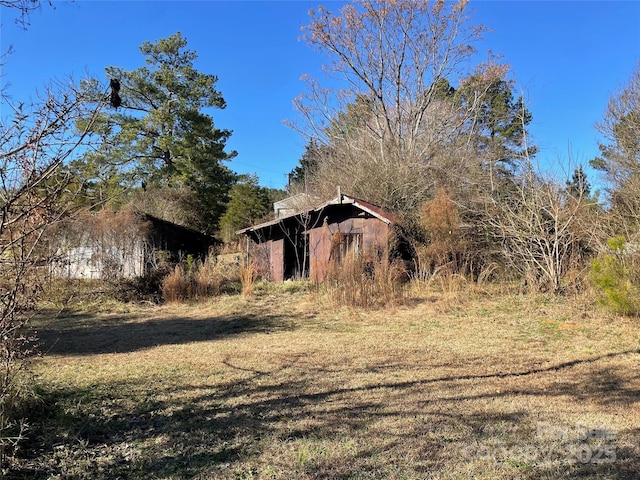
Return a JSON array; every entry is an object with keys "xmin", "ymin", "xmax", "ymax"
[{"xmin": 11, "ymin": 286, "xmax": 640, "ymax": 479}]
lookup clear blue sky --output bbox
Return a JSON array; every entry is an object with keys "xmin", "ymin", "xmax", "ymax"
[{"xmin": 2, "ymin": 1, "xmax": 639, "ymax": 190}]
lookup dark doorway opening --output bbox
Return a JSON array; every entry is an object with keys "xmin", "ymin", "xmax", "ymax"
[{"xmin": 283, "ymin": 232, "xmax": 309, "ymax": 280}]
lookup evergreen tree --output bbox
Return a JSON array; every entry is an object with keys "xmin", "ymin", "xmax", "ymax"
[
  {"xmin": 288, "ymin": 140, "xmax": 321, "ymax": 190},
  {"xmin": 75, "ymin": 33, "xmax": 236, "ymax": 233},
  {"xmin": 219, "ymin": 175, "xmax": 273, "ymax": 243},
  {"xmin": 565, "ymin": 165, "xmax": 592, "ymax": 199},
  {"xmin": 455, "ymin": 69, "xmax": 535, "ymax": 186}
]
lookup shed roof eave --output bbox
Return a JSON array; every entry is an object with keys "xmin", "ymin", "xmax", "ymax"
[
  {"xmin": 350, "ymin": 200, "xmax": 393, "ymax": 225},
  {"xmin": 236, "ymin": 193, "xmax": 396, "ymax": 235},
  {"xmin": 236, "ymin": 217, "xmax": 286, "ymax": 235}
]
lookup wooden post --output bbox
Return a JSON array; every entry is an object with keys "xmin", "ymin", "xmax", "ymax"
[{"xmin": 246, "ymin": 235, "xmax": 250, "ymax": 266}]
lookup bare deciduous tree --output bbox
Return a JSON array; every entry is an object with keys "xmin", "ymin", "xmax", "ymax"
[
  {"xmin": 0, "ymin": 0, "xmax": 52, "ymax": 29},
  {"xmin": 487, "ymin": 161, "xmax": 599, "ymax": 293},
  {"xmin": 291, "ymin": 0, "xmax": 534, "ymax": 226},
  {"xmin": 0, "ymin": 78, "xmax": 104, "ymax": 465},
  {"xmin": 591, "ymin": 62, "xmax": 640, "ymax": 234},
  {"xmin": 291, "ymin": 0, "xmax": 489, "ymax": 212}
]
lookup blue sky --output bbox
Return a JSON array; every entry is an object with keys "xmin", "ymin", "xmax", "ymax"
[{"xmin": 2, "ymin": 0, "xmax": 639, "ymax": 190}]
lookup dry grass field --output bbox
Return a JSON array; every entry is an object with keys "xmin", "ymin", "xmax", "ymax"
[{"xmin": 9, "ymin": 284, "xmax": 640, "ymax": 479}]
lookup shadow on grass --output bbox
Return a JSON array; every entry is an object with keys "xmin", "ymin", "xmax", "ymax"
[
  {"xmin": 213, "ymin": 349, "xmax": 640, "ymax": 408},
  {"xmin": 10, "ymin": 347, "xmax": 640, "ymax": 479},
  {"xmin": 35, "ymin": 311, "xmax": 296, "ymax": 356},
  {"xmin": 521, "ymin": 427, "xmax": 640, "ymax": 480}
]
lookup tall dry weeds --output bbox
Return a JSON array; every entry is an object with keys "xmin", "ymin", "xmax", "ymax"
[
  {"xmin": 239, "ymin": 261, "xmax": 258, "ymax": 297},
  {"xmin": 325, "ymin": 249, "xmax": 406, "ymax": 308},
  {"xmin": 194, "ymin": 257, "xmax": 224, "ymax": 298},
  {"xmin": 160, "ymin": 254, "xmax": 242, "ymax": 303},
  {"xmin": 161, "ymin": 265, "xmax": 191, "ymax": 303}
]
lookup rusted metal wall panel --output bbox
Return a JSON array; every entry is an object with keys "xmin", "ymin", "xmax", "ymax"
[
  {"xmin": 270, "ymin": 239, "xmax": 284, "ymax": 282},
  {"xmin": 309, "ymin": 226, "xmax": 331, "ymax": 283},
  {"xmin": 363, "ymin": 217, "xmax": 389, "ymax": 254},
  {"xmin": 249, "ymin": 239, "xmax": 270, "ymax": 280},
  {"xmin": 307, "ymin": 213, "xmax": 389, "ymax": 282}
]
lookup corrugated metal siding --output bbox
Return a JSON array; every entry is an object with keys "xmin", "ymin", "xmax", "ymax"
[{"xmin": 53, "ymin": 242, "xmax": 146, "ymax": 279}]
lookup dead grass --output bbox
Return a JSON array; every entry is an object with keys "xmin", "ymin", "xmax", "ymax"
[
  {"xmin": 239, "ymin": 262, "xmax": 258, "ymax": 297},
  {"xmin": 325, "ymin": 251, "xmax": 407, "ymax": 308},
  {"xmin": 162, "ymin": 256, "xmax": 242, "ymax": 303},
  {"xmin": 8, "ymin": 285, "xmax": 640, "ymax": 479}
]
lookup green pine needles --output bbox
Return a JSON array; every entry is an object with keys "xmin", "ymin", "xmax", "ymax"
[{"xmin": 590, "ymin": 236, "xmax": 640, "ymax": 316}]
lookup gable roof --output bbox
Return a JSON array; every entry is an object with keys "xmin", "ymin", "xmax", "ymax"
[{"xmin": 237, "ymin": 193, "xmax": 397, "ymax": 235}]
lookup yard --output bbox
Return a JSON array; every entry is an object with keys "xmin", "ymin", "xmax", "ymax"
[{"xmin": 10, "ymin": 285, "xmax": 640, "ymax": 479}]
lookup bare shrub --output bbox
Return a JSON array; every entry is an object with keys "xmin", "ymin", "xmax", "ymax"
[
  {"xmin": 0, "ymin": 77, "xmax": 105, "ymax": 465},
  {"xmin": 487, "ymin": 168, "xmax": 595, "ymax": 294},
  {"xmin": 113, "ymin": 270, "xmax": 167, "ymax": 304}
]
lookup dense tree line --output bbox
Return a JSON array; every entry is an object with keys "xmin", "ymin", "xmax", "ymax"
[
  {"xmin": 288, "ymin": 0, "xmax": 639, "ymax": 297},
  {"xmin": 2, "ymin": 1, "xmax": 637, "ymax": 298}
]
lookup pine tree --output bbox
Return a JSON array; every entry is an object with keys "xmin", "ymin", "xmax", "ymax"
[{"xmin": 75, "ymin": 33, "xmax": 236, "ymax": 233}]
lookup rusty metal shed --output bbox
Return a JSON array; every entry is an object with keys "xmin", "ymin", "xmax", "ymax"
[{"xmin": 237, "ymin": 192, "xmax": 403, "ymax": 282}]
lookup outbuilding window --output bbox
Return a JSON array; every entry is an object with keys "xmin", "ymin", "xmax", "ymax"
[{"xmin": 334, "ymin": 233, "xmax": 362, "ymax": 264}]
